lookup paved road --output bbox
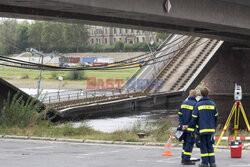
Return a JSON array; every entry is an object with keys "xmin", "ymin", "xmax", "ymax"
[{"xmin": 0, "ymin": 139, "xmax": 249, "ymax": 167}]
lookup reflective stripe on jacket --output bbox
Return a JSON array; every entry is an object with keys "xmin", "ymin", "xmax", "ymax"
[
  {"xmin": 188, "ymin": 97, "xmax": 218, "ymax": 135},
  {"xmin": 178, "ymin": 96, "xmax": 197, "ymax": 133}
]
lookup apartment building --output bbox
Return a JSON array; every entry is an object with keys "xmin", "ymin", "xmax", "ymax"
[{"xmin": 88, "ymin": 26, "xmax": 159, "ymax": 45}]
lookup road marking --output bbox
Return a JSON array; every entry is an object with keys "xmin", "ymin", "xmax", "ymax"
[
  {"xmin": 75, "ymin": 148, "xmax": 140, "ymax": 158},
  {"xmin": 23, "ymin": 146, "xmax": 55, "ymax": 150}
]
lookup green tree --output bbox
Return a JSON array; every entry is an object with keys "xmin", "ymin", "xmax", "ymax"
[
  {"xmin": 0, "ymin": 19, "xmax": 18, "ymax": 55},
  {"xmin": 156, "ymin": 32, "xmax": 169, "ymax": 40},
  {"xmin": 16, "ymin": 24, "xmax": 29, "ymax": 52},
  {"xmin": 28, "ymin": 21, "xmax": 43, "ymax": 51},
  {"xmin": 63, "ymin": 24, "xmax": 89, "ymax": 52},
  {"xmin": 41, "ymin": 22, "xmax": 64, "ymax": 51},
  {"xmin": 114, "ymin": 41, "xmax": 124, "ymax": 51}
]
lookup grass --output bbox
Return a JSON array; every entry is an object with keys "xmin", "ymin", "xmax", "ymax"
[
  {"xmin": 0, "ymin": 66, "xmax": 139, "ymax": 89},
  {"xmin": 0, "ymin": 67, "xmax": 138, "ymax": 80},
  {"xmin": 0, "ymin": 119, "xmax": 249, "ymax": 145},
  {"xmin": 0, "ymin": 117, "xmax": 173, "ymax": 143}
]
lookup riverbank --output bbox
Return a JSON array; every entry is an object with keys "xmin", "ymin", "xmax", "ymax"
[{"xmin": 0, "ymin": 119, "xmax": 172, "ymax": 143}]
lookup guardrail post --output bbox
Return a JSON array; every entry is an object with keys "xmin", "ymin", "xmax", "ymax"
[
  {"xmin": 59, "ymin": 95, "xmax": 60, "ymax": 102},
  {"xmin": 68, "ymin": 94, "xmax": 70, "ymax": 100},
  {"xmin": 77, "ymin": 93, "xmax": 79, "ymax": 99},
  {"xmin": 112, "ymin": 90, "xmax": 114, "ymax": 96},
  {"xmin": 86, "ymin": 92, "xmax": 87, "ymax": 98},
  {"xmin": 49, "ymin": 97, "xmax": 51, "ymax": 103}
]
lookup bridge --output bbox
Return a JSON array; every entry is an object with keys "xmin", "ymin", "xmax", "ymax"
[
  {"xmin": 0, "ymin": 0, "xmax": 250, "ymax": 44},
  {"xmin": 0, "ymin": 0, "xmax": 250, "ymax": 123}
]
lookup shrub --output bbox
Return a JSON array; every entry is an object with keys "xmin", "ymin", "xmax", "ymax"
[
  {"xmin": 21, "ymin": 74, "xmax": 29, "ymax": 79},
  {"xmin": 50, "ymin": 71, "xmax": 58, "ymax": 79},
  {"xmin": 0, "ymin": 92, "xmax": 47, "ymax": 127},
  {"xmin": 66, "ymin": 71, "xmax": 85, "ymax": 80},
  {"xmin": 114, "ymin": 41, "xmax": 124, "ymax": 51}
]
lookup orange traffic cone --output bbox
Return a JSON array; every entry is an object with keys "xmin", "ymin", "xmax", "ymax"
[{"xmin": 162, "ymin": 136, "xmax": 173, "ymax": 156}]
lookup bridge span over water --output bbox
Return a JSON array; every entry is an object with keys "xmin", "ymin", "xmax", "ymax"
[{"xmin": 43, "ymin": 35, "xmax": 250, "ymax": 125}]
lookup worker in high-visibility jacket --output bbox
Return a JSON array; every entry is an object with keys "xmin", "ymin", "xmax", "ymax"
[
  {"xmin": 188, "ymin": 87, "xmax": 218, "ymax": 167},
  {"xmin": 178, "ymin": 90, "xmax": 198, "ymax": 165}
]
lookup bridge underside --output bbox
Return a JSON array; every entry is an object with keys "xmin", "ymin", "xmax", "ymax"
[
  {"xmin": 202, "ymin": 43, "xmax": 250, "ymax": 126},
  {"xmin": 0, "ymin": 0, "xmax": 250, "ymax": 44}
]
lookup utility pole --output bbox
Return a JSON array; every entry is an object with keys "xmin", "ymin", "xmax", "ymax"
[
  {"xmin": 147, "ymin": 40, "xmax": 157, "ymax": 74},
  {"xmin": 30, "ymin": 48, "xmax": 45, "ymax": 96}
]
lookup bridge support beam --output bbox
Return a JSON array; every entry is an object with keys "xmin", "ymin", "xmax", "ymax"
[{"xmin": 202, "ymin": 44, "xmax": 250, "ymax": 127}]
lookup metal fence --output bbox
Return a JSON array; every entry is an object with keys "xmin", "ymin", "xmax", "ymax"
[
  {"xmin": 42, "ymin": 89, "xmax": 124, "ymax": 103},
  {"xmin": 124, "ymin": 34, "xmax": 188, "ymax": 93},
  {"xmin": 42, "ymin": 35, "xmax": 187, "ymax": 104}
]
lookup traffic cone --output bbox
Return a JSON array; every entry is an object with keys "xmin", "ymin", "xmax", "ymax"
[{"xmin": 162, "ymin": 136, "xmax": 173, "ymax": 156}]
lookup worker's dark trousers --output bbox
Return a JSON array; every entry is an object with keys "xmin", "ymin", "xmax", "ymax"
[
  {"xmin": 182, "ymin": 133, "xmax": 195, "ymax": 161},
  {"xmin": 200, "ymin": 134, "xmax": 215, "ymax": 165}
]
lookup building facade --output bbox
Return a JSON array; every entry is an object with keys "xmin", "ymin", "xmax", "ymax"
[{"xmin": 88, "ymin": 26, "xmax": 159, "ymax": 45}]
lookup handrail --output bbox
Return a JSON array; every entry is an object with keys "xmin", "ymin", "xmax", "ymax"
[
  {"xmin": 42, "ymin": 89, "xmax": 122, "ymax": 103},
  {"xmin": 123, "ymin": 34, "xmax": 176, "ymax": 93}
]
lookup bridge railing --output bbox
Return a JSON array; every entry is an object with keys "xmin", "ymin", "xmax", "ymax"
[
  {"xmin": 42, "ymin": 89, "xmax": 123, "ymax": 104},
  {"xmin": 142, "ymin": 34, "xmax": 188, "ymax": 92},
  {"xmin": 124, "ymin": 34, "xmax": 188, "ymax": 93}
]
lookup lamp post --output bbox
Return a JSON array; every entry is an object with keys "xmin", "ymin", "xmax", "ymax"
[
  {"xmin": 30, "ymin": 48, "xmax": 45, "ymax": 96},
  {"xmin": 147, "ymin": 39, "xmax": 157, "ymax": 74},
  {"xmin": 58, "ymin": 76, "xmax": 63, "ymax": 98}
]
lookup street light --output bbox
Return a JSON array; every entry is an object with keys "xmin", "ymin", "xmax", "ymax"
[
  {"xmin": 147, "ymin": 39, "xmax": 157, "ymax": 73},
  {"xmin": 30, "ymin": 48, "xmax": 45, "ymax": 96},
  {"xmin": 58, "ymin": 76, "xmax": 63, "ymax": 98}
]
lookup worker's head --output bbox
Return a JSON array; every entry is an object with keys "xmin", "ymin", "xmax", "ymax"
[
  {"xmin": 200, "ymin": 87, "xmax": 209, "ymax": 97},
  {"xmin": 189, "ymin": 89, "xmax": 197, "ymax": 97}
]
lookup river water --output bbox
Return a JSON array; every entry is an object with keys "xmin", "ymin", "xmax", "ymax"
[
  {"xmin": 73, "ymin": 110, "xmax": 178, "ymax": 132},
  {"xmin": 21, "ymin": 88, "xmax": 178, "ymax": 132}
]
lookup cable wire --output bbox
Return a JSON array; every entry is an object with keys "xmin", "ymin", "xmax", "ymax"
[
  {"xmin": 0, "ymin": 38, "xmax": 210, "ymax": 71},
  {"xmin": 0, "ymin": 36, "xmax": 199, "ymax": 71}
]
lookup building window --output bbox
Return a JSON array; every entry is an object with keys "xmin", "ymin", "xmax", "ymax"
[
  {"xmin": 119, "ymin": 38, "xmax": 122, "ymax": 41},
  {"xmin": 114, "ymin": 28, "xmax": 116, "ymax": 34},
  {"xmin": 131, "ymin": 29, "xmax": 134, "ymax": 34},
  {"xmin": 91, "ymin": 39, "xmax": 94, "ymax": 44},
  {"xmin": 96, "ymin": 38, "xmax": 98, "ymax": 43},
  {"xmin": 105, "ymin": 28, "xmax": 108, "ymax": 34},
  {"xmin": 137, "ymin": 30, "xmax": 139, "ymax": 34},
  {"xmin": 136, "ymin": 37, "xmax": 139, "ymax": 43},
  {"xmin": 125, "ymin": 29, "xmax": 128, "ymax": 34},
  {"xmin": 125, "ymin": 38, "xmax": 127, "ymax": 43},
  {"xmin": 105, "ymin": 38, "xmax": 107, "ymax": 44},
  {"xmin": 114, "ymin": 38, "xmax": 116, "ymax": 43},
  {"xmin": 129, "ymin": 40, "xmax": 133, "ymax": 44},
  {"xmin": 120, "ymin": 28, "xmax": 122, "ymax": 34},
  {"xmin": 142, "ymin": 37, "xmax": 145, "ymax": 42},
  {"xmin": 99, "ymin": 39, "xmax": 101, "ymax": 43}
]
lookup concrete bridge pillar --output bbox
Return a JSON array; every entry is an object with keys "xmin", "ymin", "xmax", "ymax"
[{"xmin": 202, "ymin": 44, "xmax": 250, "ymax": 130}]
